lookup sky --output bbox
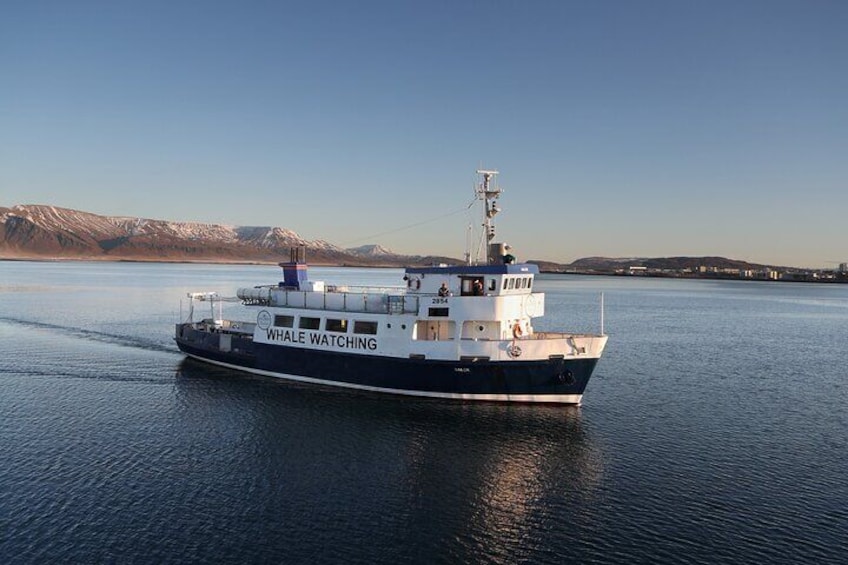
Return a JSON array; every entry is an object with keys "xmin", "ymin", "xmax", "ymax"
[{"xmin": 1, "ymin": 0, "xmax": 846, "ymax": 268}]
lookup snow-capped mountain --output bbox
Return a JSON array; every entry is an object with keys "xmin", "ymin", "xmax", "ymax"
[
  {"xmin": 345, "ymin": 244, "xmax": 397, "ymax": 257},
  {"xmin": 0, "ymin": 204, "xmax": 355, "ymax": 263}
]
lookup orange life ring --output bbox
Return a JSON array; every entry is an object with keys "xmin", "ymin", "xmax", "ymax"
[{"xmin": 512, "ymin": 323, "xmax": 523, "ymax": 339}]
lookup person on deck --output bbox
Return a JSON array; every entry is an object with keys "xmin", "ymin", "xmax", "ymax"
[
  {"xmin": 472, "ymin": 279, "xmax": 484, "ymax": 296},
  {"xmin": 438, "ymin": 283, "xmax": 450, "ymax": 297}
]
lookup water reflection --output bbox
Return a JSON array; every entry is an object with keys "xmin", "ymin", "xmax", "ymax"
[{"xmin": 173, "ymin": 359, "xmax": 604, "ymax": 561}]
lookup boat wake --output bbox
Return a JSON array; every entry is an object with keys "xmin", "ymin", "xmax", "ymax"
[{"xmin": 0, "ymin": 316, "xmax": 179, "ymax": 355}]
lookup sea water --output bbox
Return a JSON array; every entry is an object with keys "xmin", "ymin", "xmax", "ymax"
[{"xmin": 1, "ymin": 262, "xmax": 846, "ymax": 564}]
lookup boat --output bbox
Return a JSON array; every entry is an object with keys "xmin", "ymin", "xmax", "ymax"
[{"xmin": 175, "ymin": 170, "xmax": 608, "ymax": 404}]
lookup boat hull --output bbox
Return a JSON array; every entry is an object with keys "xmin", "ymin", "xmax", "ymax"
[{"xmin": 175, "ymin": 324, "xmax": 600, "ymax": 404}]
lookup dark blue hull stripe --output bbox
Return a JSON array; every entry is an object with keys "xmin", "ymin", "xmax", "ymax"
[{"xmin": 175, "ymin": 326, "xmax": 599, "ymax": 401}]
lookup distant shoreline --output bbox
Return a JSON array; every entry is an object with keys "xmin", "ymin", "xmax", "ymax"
[
  {"xmin": 4, "ymin": 255, "xmax": 845, "ymax": 283},
  {"xmin": 538, "ymin": 269, "xmax": 848, "ymax": 284}
]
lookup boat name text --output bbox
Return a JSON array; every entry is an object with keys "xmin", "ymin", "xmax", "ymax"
[{"xmin": 265, "ymin": 328, "xmax": 377, "ymax": 351}]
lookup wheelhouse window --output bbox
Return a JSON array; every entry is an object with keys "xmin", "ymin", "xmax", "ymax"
[
  {"xmin": 326, "ymin": 318, "xmax": 348, "ymax": 333},
  {"xmin": 460, "ymin": 276, "xmax": 485, "ymax": 296},
  {"xmin": 299, "ymin": 316, "xmax": 320, "ymax": 330},
  {"xmin": 353, "ymin": 321, "xmax": 378, "ymax": 335},
  {"xmin": 274, "ymin": 315, "xmax": 294, "ymax": 327}
]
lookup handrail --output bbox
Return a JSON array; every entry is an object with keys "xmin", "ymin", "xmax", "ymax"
[{"xmin": 255, "ymin": 288, "xmax": 421, "ymax": 315}]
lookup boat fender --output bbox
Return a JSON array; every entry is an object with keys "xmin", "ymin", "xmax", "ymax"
[{"xmin": 512, "ymin": 323, "xmax": 523, "ymax": 339}]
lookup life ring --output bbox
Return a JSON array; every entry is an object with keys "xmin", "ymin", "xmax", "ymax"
[
  {"xmin": 512, "ymin": 323, "xmax": 523, "ymax": 339},
  {"xmin": 408, "ymin": 278, "xmax": 420, "ymax": 290}
]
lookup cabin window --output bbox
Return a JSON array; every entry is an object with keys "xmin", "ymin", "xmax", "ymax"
[
  {"xmin": 527, "ymin": 278, "xmax": 533, "ymax": 289},
  {"xmin": 353, "ymin": 321, "xmax": 378, "ymax": 335},
  {"xmin": 506, "ymin": 278, "xmax": 514, "ymax": 290},
  {"xmin": 299, "ymin": 316, "xmax": 321, "ymax": 330},
  {"xmin": 274, "ymin": 315, "xmax": 294, "ymax": 328},
  {"xmin": 428, "ymin": 307, "xmax": 449, "ymax": 317},
  {"xmin": 326, "ymin": 318, "xmax": 348, "ymax": 333},
  {"xmin": 488, "ymin": 279, "xmax": 497, "ymax": 291},
  {"xmin": 460, "ymin": 276, "xmax": 485, "ymax": 296}
]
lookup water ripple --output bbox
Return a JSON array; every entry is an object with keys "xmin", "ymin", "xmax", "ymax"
[
  {"xmin": 2, "ymin": 265, "xmax": 848, "ymax": 564},
  {"xmin": 0, "ymin": 315, "xmax": 178, "ymax": 354}
]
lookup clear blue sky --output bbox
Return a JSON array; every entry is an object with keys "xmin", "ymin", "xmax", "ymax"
[{"xmin": 2, "ymin": 1, "xmax": 846, "ymax": 267}]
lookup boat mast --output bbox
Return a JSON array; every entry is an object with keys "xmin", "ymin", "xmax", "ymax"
[{"xmin": 475, "ymin": 169, "xmax": 503, "ymax": 264}]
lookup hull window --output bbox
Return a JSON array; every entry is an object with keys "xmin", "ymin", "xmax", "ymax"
[
  {"xmin": 326, "ymin": 318, "xmax": 348, "ymax": 333},
  {"xmin": 299, "ymin": 316, "xmax": 321, "ymax": 330},
  {"xmin": 353, "ymin": 320, "xmax": 378, "ymax": 335},
  {"xmin": 274, "ymin": 315, "xmax": 294, "ymax": 328}
]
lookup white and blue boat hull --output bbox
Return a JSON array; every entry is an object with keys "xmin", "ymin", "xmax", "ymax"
[{"xmin": 175, "ymin": 324, "xmax": 600, "ymax": 404}]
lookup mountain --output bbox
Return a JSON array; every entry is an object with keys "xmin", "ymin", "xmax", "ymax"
[
  {"xmin": 345, "ymin": 244, "xmax": 397, "ymax": 257},
  {"xmin": 0, "ymin": 204, "xmax": 445, "ymax": 266},
  {"xmin": 4, "ymin": 204, "xmax": 781, "ymax": 272}
]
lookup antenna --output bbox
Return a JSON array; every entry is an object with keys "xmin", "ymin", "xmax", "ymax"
[
  {"xmin": 475, "ymin": 169, "xmax": 503, "ymax": 264},
  {"xmin": 464, "ymin": 223, "xmax": 473, "ymax": 265}
]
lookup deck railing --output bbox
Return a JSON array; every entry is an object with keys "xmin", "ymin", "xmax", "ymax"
[{"xmin": 242, "ymin": 286, "xmax": 421, "ymax": 314}]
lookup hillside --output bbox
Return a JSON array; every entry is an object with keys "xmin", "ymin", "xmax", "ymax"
[
  {"xmin": 0, "ymin": 205, "xmax": 458, "ymax": 267},
  {"xmin": 2, "ymin": 204, "xmax": 797, "ymax": 273},
  {"xmin": 566, "ymin": 256, "xmax": 777, "ymax": 271},
  {"xmin": 531, "ymin": 256, "xmax": 787, "ymax": 273}
]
